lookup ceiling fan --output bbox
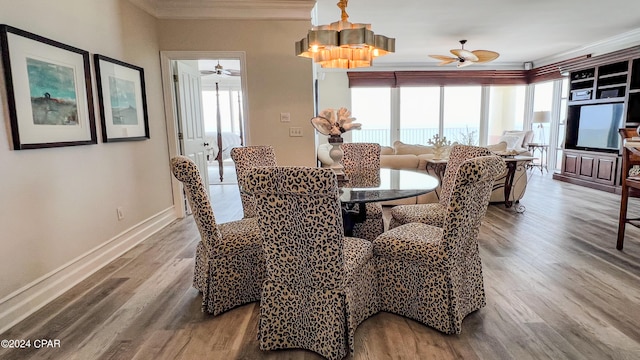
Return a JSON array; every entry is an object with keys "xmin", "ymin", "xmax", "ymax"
[
  {"xmin": 200, "ymin": 61, "xmax": 241, "ymax": 77},
  {"xmin": 429, "ymin": 40, "xmax": 499, "ymax": 68}
]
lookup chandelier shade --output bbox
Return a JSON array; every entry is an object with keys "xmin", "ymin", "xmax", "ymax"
[{"xmin": 295, "ymin": 1, "xmax": 395, "ymax": 69}]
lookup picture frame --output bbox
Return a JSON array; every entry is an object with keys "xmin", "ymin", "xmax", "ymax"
[
  {"xmin": 94, "ymin": 54, "xmax": 149, "ymax": 142},
  {"xmin": 0, "ymin": 24, "xmax": 96, "ymax": 150}
]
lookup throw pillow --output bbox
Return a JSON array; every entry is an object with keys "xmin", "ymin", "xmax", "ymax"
[
  {"xmin": 497, "ymin": 134, "xmax": 521, "ymax": 149},
  {"xmin": 502, "ymin": 130, "xmax": 527, "ymax": 148},
  {"xmin": 486, "ymin": 141, "xmax": 508, "ymax": 152},
  {"xmin": 393, "ymin": 141, "xmax": 434, "ymax": 155}
]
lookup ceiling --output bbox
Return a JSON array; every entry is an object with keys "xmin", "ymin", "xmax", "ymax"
[{"xmin": 130, "ymin": 0, "xmax": 640, "ymax": 70}]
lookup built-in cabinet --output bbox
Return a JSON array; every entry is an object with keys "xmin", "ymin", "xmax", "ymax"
[
  {"xmin": 559, "ymin": 150, "xmax": 619, "ymax": 191},
  {"xmin": 554, "ymin": 54, "xmax": 640, "ymax": 193}
]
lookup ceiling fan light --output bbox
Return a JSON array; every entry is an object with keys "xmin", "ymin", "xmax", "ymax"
[
  {"xmin": 457, "ymin": 60, "xmax": 474, "ymax": 68},
  {"xmin": 430, "ymin": 40, "xmax": 498, "ymax": 68},
  {"xmin": 451, "ymin": 49, "xmax": 479, "ymax": 62}
]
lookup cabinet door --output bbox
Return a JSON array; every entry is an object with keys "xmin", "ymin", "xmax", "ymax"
[
  {"xmin": 594, "ymin": 156, "xmax": 617, "ymax": 185},
  {"xmin": 579, "ymin": 155, "xmax": 595, "ymax": 177},
  {"xmin": 563, "ymin": 153, "xmax": 579, "ymax": 175}
]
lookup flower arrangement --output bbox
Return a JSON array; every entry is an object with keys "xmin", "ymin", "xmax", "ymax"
[{"xmin": 310, "ymin": 107, "xmax": 362, "ymax": 136}]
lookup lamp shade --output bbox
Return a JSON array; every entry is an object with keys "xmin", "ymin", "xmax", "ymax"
[{"xmin": 533, "ymin": 111, "xmax": 551, "ymax": 124}]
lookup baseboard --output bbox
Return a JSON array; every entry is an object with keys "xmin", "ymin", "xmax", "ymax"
[{"xmin": 0, "ymin": 207, "xmax": 177, "ymax": 334}]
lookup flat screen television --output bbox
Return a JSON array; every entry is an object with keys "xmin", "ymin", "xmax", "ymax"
[{"xmin": 566, "ymin": 103, "xmax": 625, "ymax": 153}]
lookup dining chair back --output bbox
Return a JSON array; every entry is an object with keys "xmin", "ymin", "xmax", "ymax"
[
  {"xmin": 389, "ymin": 144, "xmax": 495, "ymax": 229},
  {"xmin": 341, "ymin": 143, "xmax": 384, "ymax": 241},
  {"xmin": 245, "ymin": 166, "xmax": 378, "ymax": 360},
  {"xmin": 375, "ymin": 155, "xmax": 505, "ymax": 334},
  {"xmin": 230, "ymin": 145, "xmax": 277, "ymax": 218},
  {"xmin": 171, "ymin": 155, "xmax": 264, "ymax": 315},
  {"xmin": 617, "ymin": 128, "xmax": 640, "ymax": 250}
]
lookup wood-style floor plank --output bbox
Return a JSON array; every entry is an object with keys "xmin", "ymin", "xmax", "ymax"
[{"xmin": 2, "ymin": 173, "xmax": 640, "ymax": 360}]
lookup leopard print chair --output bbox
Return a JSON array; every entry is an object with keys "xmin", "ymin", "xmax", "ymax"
[
  {"xmin": 230, "ymin": 145, "xmax": 277, "ymax": 219},
  {"xmin": 374, "ymin": 155, "xmax": 505, "ymax": 334},
  {"xmin": 246, "ymin": 166, "xmax": 379, "ymax": 360},
  {"xmin": 170, "ymin": 156, "xmax": 264, "ymax": 316},
  {"xmin": 389, "ymin": 144, "xmax": 494, "ymax": 229},
  {"xmin": 341, "ymin": 143, "xmax": 384, "ymax": 241}
]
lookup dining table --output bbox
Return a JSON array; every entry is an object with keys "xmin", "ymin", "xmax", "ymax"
[{"xmin": 339, "ymin": 168, "xmax": 439, "ymax": 236}]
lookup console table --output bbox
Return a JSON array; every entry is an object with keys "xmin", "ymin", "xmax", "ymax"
[{"xmin": 425, "ymin": 156, "xmax": 534, "ymax": 213}]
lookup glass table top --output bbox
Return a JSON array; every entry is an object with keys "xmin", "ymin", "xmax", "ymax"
[{"xmin": 339, "ymin": 168, "xmax": 439, "ymax": 204}]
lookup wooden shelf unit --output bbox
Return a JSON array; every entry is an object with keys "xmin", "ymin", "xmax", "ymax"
[{"xmin": 554, "ymin": 56, "xmax": 640, "ymax": 193}]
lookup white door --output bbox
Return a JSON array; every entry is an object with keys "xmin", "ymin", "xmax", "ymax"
[{"xmin": 175, "ymin": 61, "xmax": 210, "ymax": 198}]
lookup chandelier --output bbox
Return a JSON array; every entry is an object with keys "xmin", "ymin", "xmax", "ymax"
[{"xmin": 295, "ymin": 0, "xmax": 395, "ymax": 69}]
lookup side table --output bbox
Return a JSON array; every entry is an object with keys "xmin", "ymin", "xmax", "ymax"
[
  {"xmin": 527, "ymin": 143, "xmax": 548, "ymax": 173},
  {"xmin": 425, "ymin": 156, "xmax": 534, "ymax": 213}
]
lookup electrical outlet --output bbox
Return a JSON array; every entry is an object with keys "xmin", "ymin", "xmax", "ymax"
[
  {"xmin": 289, "ymin": 127, "xmax": 303, "ymax": 137},
  {"xmin": 280, "ymin": 112, "xmax": 291, "ymax": 122},
  {"xmin": 116, "ymin": 206, "xmax": 124, "ymax": 221}
]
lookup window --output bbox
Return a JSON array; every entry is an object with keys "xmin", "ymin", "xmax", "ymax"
[
  {"xmin": 399, "ymin": 87, "xmax": 440, "ymax": 144},
  {"xmin": 488, "ymin": 85, "xmax": 526, "ymax": 144},
  {"xmin": 533, "ymin": 81, "xmax": 554, "ymax": 145},
  {"xmin": 443, "ymin": 86, "xmax": 482, "ymax": 144},
  {"xmin": 351, "ymin": 88, "xmax": 391, "ymax": 146},
  {"xmin": 556, "ymin": 78, "xmax": 569, "ymax": 170},
  {"xmin": 202, "ymin": 88, "xmax": 243, "ymax": 135},
  {"xmin": 349, "ymin": 82, "xmax": 559, "ymax": 151}
]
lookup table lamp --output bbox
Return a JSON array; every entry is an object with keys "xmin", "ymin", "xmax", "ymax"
[{"xmin": 532, "ymin": 111, "xmax": 551, "ymax": 144}]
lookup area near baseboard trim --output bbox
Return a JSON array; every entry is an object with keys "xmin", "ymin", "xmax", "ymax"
[{"xmin": 0, "ymin": 207, "xmax": 177, "ymax": 334}]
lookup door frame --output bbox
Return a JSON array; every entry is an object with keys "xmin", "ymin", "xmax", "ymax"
[{"xmin": 160, "ymin": 50, "xmax": 249, "ymax": 218}]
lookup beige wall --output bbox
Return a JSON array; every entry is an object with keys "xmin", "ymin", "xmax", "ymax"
[
  {"xmin": 0, "ymin": 0, "xmax": 172, "ymax": 299},
  {"xmin": 157, "ymin": 19, "xmax": 316, "ymax": 166}
]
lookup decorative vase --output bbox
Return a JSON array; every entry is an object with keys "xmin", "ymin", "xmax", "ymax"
[{"xmin": 328, "ymin": 134, "xmax": 347, "ymax": 185}]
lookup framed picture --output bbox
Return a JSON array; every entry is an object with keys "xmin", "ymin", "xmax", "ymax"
[
  {"xmin": 94, "ymin": 54, "xmax": 149, "ymax": 142},
  {"xmin": 0, "ymin": 25, "xmax": 96, "ymax": 150}
]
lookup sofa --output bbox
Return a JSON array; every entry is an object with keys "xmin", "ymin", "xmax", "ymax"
[{"xmin": 317, "ymin": 130, "xmax": 533, "ymax": 206}]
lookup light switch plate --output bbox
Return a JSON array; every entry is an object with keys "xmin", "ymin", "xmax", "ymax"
[
  {"xmin": 280, "ymin": 112, "xmax": 291, "ymax": 122},
  {"xmin": 289, "ymin": 127, "xmax": 303, "ymax": 137}
]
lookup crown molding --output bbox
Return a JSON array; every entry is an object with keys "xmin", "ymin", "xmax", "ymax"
[
  {"xmin": 127, "ymin": 0, "xmax": 315, "ymax": 20},
  {"xmin": 533, "ymin": 27, "xmax": 640, "ymax": 68}
]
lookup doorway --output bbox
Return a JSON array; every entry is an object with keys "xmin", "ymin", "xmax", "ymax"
[{"xmin": 160, "ymin": 51, "xmax": 249, "ymax": 217}]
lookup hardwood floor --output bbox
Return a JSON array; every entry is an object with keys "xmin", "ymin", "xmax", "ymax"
[{"xmin": 2, "ymin": 172, "xmax": 640, "ymax": 360}]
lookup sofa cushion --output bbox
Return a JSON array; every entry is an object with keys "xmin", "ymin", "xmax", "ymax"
[
  {"xmin": 380, "ymin": 154, "xmax": 420, "ymax": 169},
  {"xmin": 393, "ymin": 140, "xmax": 434, "ymax": 155},
  {"xmin": 380, "ymin": 146, "xmax": 395, "ymax": 155}
]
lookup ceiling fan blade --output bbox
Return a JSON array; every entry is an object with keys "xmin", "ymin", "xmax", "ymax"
[
  {"xmin": 472, "ymin": 50, "xmax": 500, "ymax": 63},
  {"xmin": 456, "ymin": 60, "xmax": 475, "ymax": 68},
  {"xmin": 429, "ymin": 55, "xmax": 457, "ymax": 66},
  {"xmin": 429, "ymin": 54, "xmax": 458, "ymax": 62},
  {"xmin": 228, "ymin": 69, "xmax": 241, "ymax": 76},
  {"xmin": 450, "ymin": 49, "xmax": 479, "ymax": 62}
]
